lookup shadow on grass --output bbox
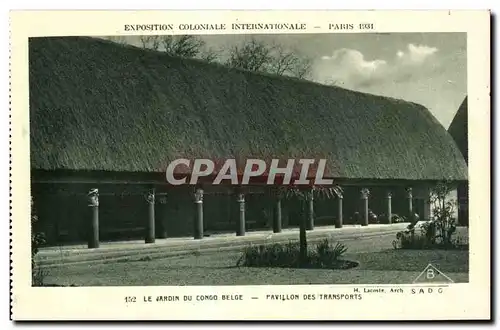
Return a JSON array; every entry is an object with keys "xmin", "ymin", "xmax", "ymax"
[{"xmin": 235, "ymin": 260, "xmax": 359, "ymax": 270}]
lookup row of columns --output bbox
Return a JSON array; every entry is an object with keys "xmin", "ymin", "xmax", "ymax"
[
  {"xmin": 85, "ymin": 186, "xmax": 416, "ymax": 249},
  {"xmin": 87, "ymin": 187, "xmax": 160, "ymax": 249}
]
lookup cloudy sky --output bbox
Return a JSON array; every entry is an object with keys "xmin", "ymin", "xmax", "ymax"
[{"xmin": 117, "ymin": 33, "xmax": 466, "ymax": 128}]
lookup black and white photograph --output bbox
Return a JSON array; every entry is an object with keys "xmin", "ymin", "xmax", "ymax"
[
  {"xmin": 30, "ymin": 32, "xmax": 469, "ymax": 286},
  {"xmin": 9, "ymin": 9, "xmax": 490, "ymax": 321}
]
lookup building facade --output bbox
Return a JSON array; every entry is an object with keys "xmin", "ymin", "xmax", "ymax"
[
  {"xmin": 29, "ymin": 37, "xmax": 469, "ymax": 247},
  {"xmin": 448, "ymin": 97, "xmax": 469, "ymax": 226}
]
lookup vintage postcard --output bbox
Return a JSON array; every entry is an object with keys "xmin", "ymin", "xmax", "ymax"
[{"xmin": 10, "ymin": 10, "xmax": 490, "ymax": 320}]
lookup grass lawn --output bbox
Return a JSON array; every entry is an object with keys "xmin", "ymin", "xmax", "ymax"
[
  {"xmin": 43, "ymin": 235, "xmax": 469, "ymax": 286},
  {"xmin": 350, "ymin": 249, "xmax": 469, "ymax": 273}
]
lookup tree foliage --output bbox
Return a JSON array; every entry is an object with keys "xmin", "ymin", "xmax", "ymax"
[
  {"xmin": 429, "ymin": 181, "xmax": 458, "ymax": 246},
  {"xmin": 393, "ymin": 181, "xmax": 462, "ymax": 250},
  {"xmin": 266, "ymin": 185, "xmax": 342, "ymax": 200}
]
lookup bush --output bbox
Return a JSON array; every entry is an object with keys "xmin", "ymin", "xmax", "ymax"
[
  {"xmin": 392, "ymin": 182, "xmax": 463, "ymax": 250},
  {"xmin": 430, "ymin": 182, "xmax": 458, "ymax": 246},
  {"xmin": 310, "ymin": 239, "xmax": 348, "ymax": 268},
  {"xmin": 392, "ymin": 222, "xmax": 463, "ymax": 250},
  {"xmin": 392, "ymin": 228, "xmax": 431, "ymax": 249},
  {"xmin": 236, "ymin": 239, "xmax": 353, "ymax": 269}
]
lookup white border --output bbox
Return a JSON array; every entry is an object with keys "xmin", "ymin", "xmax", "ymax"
[{"xmin": 4, "ymin": 2, "xmax": 496, "ymax": 326}]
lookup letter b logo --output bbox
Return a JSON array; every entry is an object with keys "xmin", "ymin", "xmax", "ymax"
[{"xmin": 413, "ymin": 264, "xmax": 454, "ymax": 284}]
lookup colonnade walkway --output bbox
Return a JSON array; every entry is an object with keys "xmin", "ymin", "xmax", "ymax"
[{"xmin": 36, "ymin": 223, "xmax": 410, "ymax": 268}]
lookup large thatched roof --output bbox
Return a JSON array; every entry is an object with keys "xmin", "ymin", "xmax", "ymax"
[
  {"xmin": 448, "ymin": 97, "xmax": 468, "ymax": 164},
  {"xmin": 29, "ymin": 37, "xmax": 467, "ymax": 181}
]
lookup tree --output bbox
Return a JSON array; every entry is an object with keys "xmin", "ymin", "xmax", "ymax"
[
  {"xmin": 161, "ymin": 35, "xmax": 205, "ymax": 58},
  {"xmin": 226, "ymin": 39, "xmax": 273, "ymax": 72},
  {"xmin": 429, "ymin": 181, "xmax": 458, "ymax": 246},
  {"xmin": 279, "ymin": 185, "xmax": 342, "ymax": 264},
  {"xmin": 268, "ymin": 44, "xmax": 312, "ymax": 79},
  {"xmin": 225, "ymin": 39, "xmax": 312, "ymax": 79},
  {"xmin": 139, "ymin": 35, "xmax": 218, "ymax": 63},
  {"xmin": 198, "ymin": 46, "xmax": 221, "ymax": 64}
]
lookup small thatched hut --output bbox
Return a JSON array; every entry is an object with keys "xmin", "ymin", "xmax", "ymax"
[
  {"xmin": 29, "ymin": 37, "xmax": 468, "ymax": 247},
  {"xmin": 448, "ymin": 97, "xmax": 469, "ymax": 225}
]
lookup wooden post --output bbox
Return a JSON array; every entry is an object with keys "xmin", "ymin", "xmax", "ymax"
[
  {"xmin": 273, "ymin": 195, "xmax": 282, "ymax": 233},
  {"xmin": 194, "ymin": 188, "xmax": 204, "ymax": 239},
  {"xmin": 145, "ymin": 188, "xmax": 155, "ymax": 244},
  {"xmin": 406, "ymin": 187, "xmax": 413, "ymax": 220},
  {"xmin": 87, "ymin": 188, "xmax": 99, "ymax": 249},
  {"xmin": 236, "ymin": 192, "xmax": 245, "ymax": 236},
  {"xmin": 157, "ymin": 195, "xmax": 167, "ymax": 239},
  {"xmin": 361, "ymin": 188, "xmax": 370, "ymax": 226},
  {"xmin": 306, "ymin": 188, "xmax": 314, "ymax": 231},
  {"xmin": 387, "ymin": 191, "xmax": 392, "ymax": 224},
  {"xmin": 336, "ymin": 195, "xmax": 343, "ymax": 228}
]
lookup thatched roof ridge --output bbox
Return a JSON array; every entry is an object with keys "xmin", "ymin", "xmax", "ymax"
[
  {"xmin": 29, "ymin": 36, "xmax": 468, "ymax": 181},
  {"xmin": 448, "ymin": 97, "xmax": 468, "ymax": 164}
]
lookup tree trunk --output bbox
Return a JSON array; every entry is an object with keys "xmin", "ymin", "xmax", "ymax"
[
  {"xmin": 299, "ymin": 199, "xmax": 307, "ymax": 265},
  {"xmin": 273, "ymin": 197, "xmax": 282, "ymax": 233}
]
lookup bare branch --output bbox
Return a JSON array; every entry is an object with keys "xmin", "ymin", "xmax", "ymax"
[
  {"xmin": 225, "ymin": 39, "xmax": 273, "ymax": 72},
  {"xmin": 138, "ymin": 35, "xmax": 219, "ymax": 63},
  {"xmin": 161, "ymin": 35, "xmax": 205, "ymax": 58},
  {"xmin": 291, "ymin": 56, "xmax": 313, "ymax": 79},
  {"xmin": 225, "ymin": 39, "xmax": 312, "ymax": 79},
  {"xmin": 199, "ymin": 47, "xmax": 219, "ymax": 63}
]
